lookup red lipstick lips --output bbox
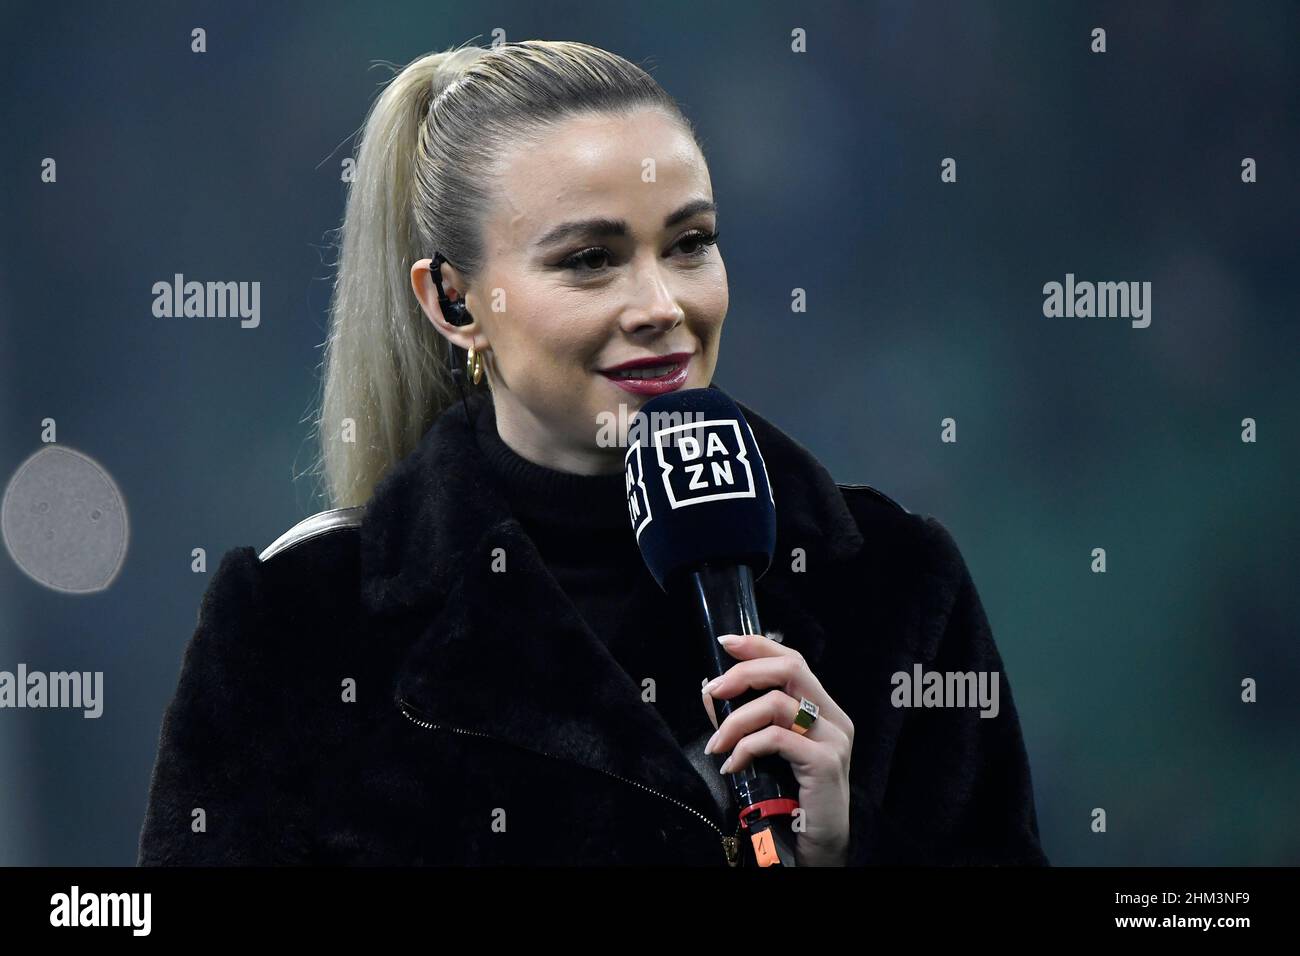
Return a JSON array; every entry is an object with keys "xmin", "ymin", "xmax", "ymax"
[{"xmin": 598, "ymin": 351, "xmax": 692, "ymax": 396}]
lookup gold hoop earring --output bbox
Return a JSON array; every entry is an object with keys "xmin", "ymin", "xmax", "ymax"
[{"xmin": 466, "ymin": 346, "xmax": 484, "ymax": 385}]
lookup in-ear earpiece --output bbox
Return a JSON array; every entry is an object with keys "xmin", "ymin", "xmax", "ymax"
[
  {"xmin": 432, "ymin": 251, "xmax": 480, "ymax": 422},
  {"xmin": 431, "ymin": 251, "xmax": 471, "ymax": 327},
  {"xmin": 434, "ymin": 251, "xmax": 480, "ymax": 418}
]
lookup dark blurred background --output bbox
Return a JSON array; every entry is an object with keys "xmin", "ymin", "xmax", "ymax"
[{"xmin": 1, "ymin": 0, "xmax": 1297, "ymax": 866}]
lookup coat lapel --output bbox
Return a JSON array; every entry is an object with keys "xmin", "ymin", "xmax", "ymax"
[{"xmin": 358, "ymin": 387, "xmax": 865, "ymax": 825}]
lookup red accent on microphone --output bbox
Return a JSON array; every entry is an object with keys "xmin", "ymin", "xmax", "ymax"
[{"xmin": 738, "ymin": 797, "xmax": 799, "ymax": 829}]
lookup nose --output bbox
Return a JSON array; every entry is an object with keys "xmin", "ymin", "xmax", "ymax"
[{"xmin": 619, "ymin": 256, "xmax": 685, "ymax": 334}]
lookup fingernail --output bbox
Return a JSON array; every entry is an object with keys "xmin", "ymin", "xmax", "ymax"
[
  {"xmin": 718, "ymin": 633, "xmax": 741, "ymax": 645},
  {"xmin": 704, "ymin": 730, "xmax": 720, "ymax": 754},
  {"xmin": 718, "ymin": 756, "xmax": 733, "ymax": 774},
  {"xmin": 702, "ymin": 677, "xmax": 721, "ymax": 695}
]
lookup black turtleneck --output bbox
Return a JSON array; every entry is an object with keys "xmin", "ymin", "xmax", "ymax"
[{"xmin": 473, "ymin": 397, "xmax": 714, "ymax": 748}]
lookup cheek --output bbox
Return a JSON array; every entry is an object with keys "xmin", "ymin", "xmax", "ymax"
[
  {"xmin": 689, "ymin": 255, "xmax": 727, "ymax": 303},
  {"xmin": 689, "ymin": 264, "xmax": 729, "ymax": 336},
  {"xmin": 499, "ymin": 301, "xmax": 606, "ymax": 382}
]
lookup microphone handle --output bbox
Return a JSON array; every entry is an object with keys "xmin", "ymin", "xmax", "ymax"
[{"xmin": 681, "ymin": 563, "xmax": 801, "ymax": 864}]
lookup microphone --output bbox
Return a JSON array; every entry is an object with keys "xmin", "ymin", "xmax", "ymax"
[{"xmin": 623, "ymin": 385, "xmax": 800, "ymax": 867}]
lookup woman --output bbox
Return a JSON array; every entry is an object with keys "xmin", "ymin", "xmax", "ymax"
[{"xmin": 137, "ymin": 39, "xmax": 1047, "ymax": 867}]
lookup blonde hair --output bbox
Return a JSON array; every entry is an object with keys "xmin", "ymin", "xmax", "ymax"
[{"xmin": 309, "ymin": 39, "xmax": 699, "ymax": 510}]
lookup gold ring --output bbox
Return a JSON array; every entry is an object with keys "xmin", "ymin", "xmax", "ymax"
[{"xmin": 790, "ymin": 696, "xmax": 819, "ymax": 735}]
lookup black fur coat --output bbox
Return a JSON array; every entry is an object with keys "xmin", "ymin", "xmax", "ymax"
[{"xmin": 137, "ymin": 389, "xmax": 1048, "ymax": 867}]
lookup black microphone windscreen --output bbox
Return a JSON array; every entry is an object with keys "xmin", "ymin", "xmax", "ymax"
[{"xmin": 622, "ymin": 386, "xmax": 776, "ymax": 591}]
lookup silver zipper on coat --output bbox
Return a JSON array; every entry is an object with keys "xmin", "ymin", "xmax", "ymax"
[{"xmin": 397, "ymin": 697, "xmax": 742, "ymax": 866}]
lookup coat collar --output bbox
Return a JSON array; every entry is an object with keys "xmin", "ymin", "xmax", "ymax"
[{"xmin": 358, "ymin": 385, "xmax": 865, "ymax": 827}]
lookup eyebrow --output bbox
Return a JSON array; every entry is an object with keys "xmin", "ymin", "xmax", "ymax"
[{"xmin": 534, "ymin": 198, "xmax": 718, "ymax": 249}]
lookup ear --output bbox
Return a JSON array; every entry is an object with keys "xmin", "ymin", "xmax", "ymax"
[{"xmin": 409, "ymin": 257, "xmax": 480, "ymax": 351}]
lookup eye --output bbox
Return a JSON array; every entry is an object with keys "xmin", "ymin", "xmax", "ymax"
[
  {"xmin": 558, "ymin": 228, "xmax": 721, "ymax": 276},
  {"xmin": 675, "ymin": 228, "xmax": 721, "ymax": 258},
  {"xmin": 559, "ymin": 246, "xmax": 613, "ymax": 273}
]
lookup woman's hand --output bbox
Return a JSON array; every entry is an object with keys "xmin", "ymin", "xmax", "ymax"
[{"xmin": 700, "ymin": 632, "xmax": 853, "ymax": 866}]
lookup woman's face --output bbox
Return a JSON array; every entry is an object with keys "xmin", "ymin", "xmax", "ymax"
[{"xmin": 414, "ymin": 107, "xmax": 728, "ymax": 475}]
